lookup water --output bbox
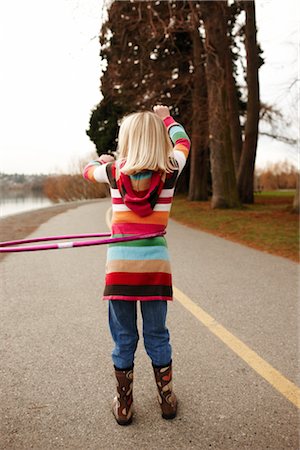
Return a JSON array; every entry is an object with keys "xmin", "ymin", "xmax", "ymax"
[{"xmin": 0, "ymin": 192, "xmax": 54, "ymax": 218}]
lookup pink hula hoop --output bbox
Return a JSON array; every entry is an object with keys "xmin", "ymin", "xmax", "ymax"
[{"xmin": 0, "ymin": 232, "xmax": 166, "ymax": 253}]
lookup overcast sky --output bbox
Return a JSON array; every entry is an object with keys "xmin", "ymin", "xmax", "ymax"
[{"xmin": 0, "ymin": 0, "xmax": 298, "ymax": 175}]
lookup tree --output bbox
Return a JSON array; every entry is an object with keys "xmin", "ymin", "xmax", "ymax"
[
  {"xmin": 224, "ymin": 2, "xmax": 244, "ymax": 174},
  {"xmin": 87, "ymin": 100, "xmax": 125, "ymax": 154},
  {"xmin": 88, "ymin": 1, "xmax": 212, "ymax": 198},
  {"xmin": 292, "ymin": 178, "xmax": 299, "ymax": 213},
  {"xmin": 237, "ymin": 0, "xmax": 260, "ymax": 203},
  {"xmin": 88, "ymin": 0, "xmax": 263, "ymax": 208},
  {"xmin": 200, "ymin": 1, "xmax": 240, "ymax": 208},
  {"xmin": 188, "ymin": 2, "xmax": 210, "ymax": 201}
]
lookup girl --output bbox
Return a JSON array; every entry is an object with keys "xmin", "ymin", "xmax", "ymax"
[{"xmin": 83, "ymin": 105, "xmax": 190, "ymax": 425}]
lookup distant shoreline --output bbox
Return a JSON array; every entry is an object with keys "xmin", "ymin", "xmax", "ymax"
[{"xmin": 0, "ymin": 199, "xmax": 102, "ymax": 262}]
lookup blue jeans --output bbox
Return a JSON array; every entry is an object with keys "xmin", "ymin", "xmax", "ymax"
[{"xmin": 108, "ymin": 300, "xmax": 172, "ymax": 369}]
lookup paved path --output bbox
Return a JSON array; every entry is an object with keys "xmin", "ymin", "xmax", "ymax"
[{"xmin": 0, "ymin": 200, "xmax": 299, "ymax": 449}]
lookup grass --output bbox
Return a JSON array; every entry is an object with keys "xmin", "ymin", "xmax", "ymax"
[
  {"xmin": 170, "ymin": 191, "xmax": 299, "ymax": 262},
  {"xmin": 255, "ymin": 190, "xmax": 296, "ymax": 197}
]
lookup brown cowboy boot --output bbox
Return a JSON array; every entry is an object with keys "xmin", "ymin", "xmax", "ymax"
[
  {"xmin": 153, "ymin": 362, "xmax": 177, "ymax": 420},
  {"xmin": 112, "ymin": 367, "xmax": 134, "ymax": 425}
]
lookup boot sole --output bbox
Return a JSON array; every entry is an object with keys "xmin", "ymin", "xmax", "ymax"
[
  {"xmin": 162, "ymin": 412, "xmax": 177, "ymax": 420},
  {"xmin": 114, "ymin": 415, "xmax": 133, "ymax": 426}
]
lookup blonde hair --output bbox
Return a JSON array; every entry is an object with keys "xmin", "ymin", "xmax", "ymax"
[{"xmin": 117, "ymin": 111, "xmax": 176, "ymax": 175}]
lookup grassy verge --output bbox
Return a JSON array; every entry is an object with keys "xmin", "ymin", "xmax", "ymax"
[{"xmin": 170, "ymin": 191, "xmax": 299, "ymax": 262}]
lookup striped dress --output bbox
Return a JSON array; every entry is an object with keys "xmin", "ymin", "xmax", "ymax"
[{"xmin": 83, "ymin": 116, "xmax": 190, "ymax": 302}]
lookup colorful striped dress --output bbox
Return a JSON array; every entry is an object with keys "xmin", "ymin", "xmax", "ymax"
[{"xmin": 83, "ymin": 116, "xmax": 190, "ymax": 302}]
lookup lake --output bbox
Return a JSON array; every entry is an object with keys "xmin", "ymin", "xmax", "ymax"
[{"xmin": 0, "ymin": 192, "xmax": 54, "ymax": 218}]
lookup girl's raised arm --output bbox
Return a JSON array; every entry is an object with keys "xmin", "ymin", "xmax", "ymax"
[
  {"xmin": 83, "ymin": 154, "xmax": 114, "ymax": 183},
  {"xmin": 153, "ymin": 105, "xmax": 191, "ymax": 175}
]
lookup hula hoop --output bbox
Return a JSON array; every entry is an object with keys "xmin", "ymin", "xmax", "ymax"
[{"xmin": 0, "ymin": 231, "xmax": 166, "ymax": 253}]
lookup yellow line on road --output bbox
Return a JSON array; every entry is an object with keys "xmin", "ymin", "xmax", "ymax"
[{"xmin": 174, "ymin": 286, "xmax": 300, "ymax": 409}]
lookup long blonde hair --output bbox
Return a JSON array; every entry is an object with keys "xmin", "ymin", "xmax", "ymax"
[{"xmin": 117, "ymin": 111, "xmax": 176, "ymax": 175}]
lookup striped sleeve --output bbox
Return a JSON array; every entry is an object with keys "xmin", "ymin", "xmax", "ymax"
[
  {"xmin": 82, "ymin": 161, "xmax": 109, "ymax": 183},
  {"xmin": 163, "ymin": 116, "xmax": 191, "ymax": 174}
]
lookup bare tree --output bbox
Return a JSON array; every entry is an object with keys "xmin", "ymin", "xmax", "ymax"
[
  {"xmin": 200, "ymin": 1, "xmax": 240, "ymax": 208},
  {"xmin": 188, "ymin": 2, "xmax": 210, "ymax": 200},
  {"xmin": 237, "ymin": 0, "xmax": 260, "ymax": 203},
  {"xmin": 224, "ymin": 3, "xmax": 243, "ymax": 174},
  {"xmin": 88, "ymin": 0, "xmax": 266, "ymax": 208},
  {"xmin": 292, "ymin": 178, "xmax": 299, "ymax": 213}
]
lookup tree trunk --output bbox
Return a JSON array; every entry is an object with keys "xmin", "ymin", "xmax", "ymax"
[
  {"xmin": 225, "ymin": 46, "xmax": 243, "ymax": 175},
  {"xmin": 237, "ymin": 0, "xmax": 260, "ymax": 203},
  {"xmin": 201, "ymin": 1, "xmax": 240, "ymax": 208},
  {"xmin": 188, "ymin": 29, "xmax": 209, "ymax": 201},
  {"xmin": 292, "ymin": 176, "xmax": 299, "ymax": 213}
]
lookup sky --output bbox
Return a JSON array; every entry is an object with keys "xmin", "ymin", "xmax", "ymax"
[{"xmin": 0, "ymin": 0, "xmax": 298, "ymax": 175}]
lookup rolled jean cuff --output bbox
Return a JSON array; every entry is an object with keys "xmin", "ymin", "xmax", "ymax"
[
  {"xmin": 114, "ymin": 364, "xmax": 134, "ymax": 371},
  {"xmin": 152, "ymin": 359, "xmax": 172, "ymax": 369}
]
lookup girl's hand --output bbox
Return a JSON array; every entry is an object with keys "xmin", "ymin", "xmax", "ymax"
[
  {"xmin": 97, "ymin": 154, "xmax": 115, "ymax": 164},
  {"xmin": 153, "ymin": 105, "xmax": 170, "ymax": 120}
]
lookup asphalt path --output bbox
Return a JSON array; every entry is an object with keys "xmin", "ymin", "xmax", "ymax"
[{"xmin": 0, "ymin": 199, "xmax": 299, "ymax": 449}]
